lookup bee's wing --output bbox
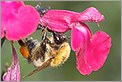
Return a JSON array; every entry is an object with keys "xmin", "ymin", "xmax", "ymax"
[{"xmin": 22, "ymin": 57, "xmax": 53, "ymax": 78}]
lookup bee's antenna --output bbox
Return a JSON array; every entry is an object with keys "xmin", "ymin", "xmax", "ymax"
[
  {"xmin": 35, "ymin": 3, "xmax": 51, "ymax": 16},
  {"xmin": 35, "ymin": 2, "xmax": 41, "ymax": 9}
]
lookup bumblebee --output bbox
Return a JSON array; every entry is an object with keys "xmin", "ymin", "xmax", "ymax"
[{"xmin": 18, "ymin": 29, "xmax": 71, "ymax": 77}]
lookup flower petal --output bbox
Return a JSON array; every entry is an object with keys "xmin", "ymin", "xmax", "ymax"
[
  {"xmin": 1, "ymin": 1, "xmax": 25, "ymax": 38},
  {"xmin": 85, "ymin": 31, "xmax": 111, "ymax": 71},
  {"xmin": 71, "ymin": 22, "xmax": 93, "ymax": 75},
  {"xmin": 76, "ymin": 48, "xmax": 92, "ymax": 75},
  {"xmin": 2, "ymin": 43, "xmax": 20, "ymax": 81},
  {"xmin": 41, "ymin": 10, "xmax": 78, "ymax": 32},
  {"xmin": 2, "ymin": 1, "xmax": 40, "ymax": 40},
  {"xmin": 71, "ymin": 22, "xmax": 92, "ymax": 51},
  {"xmin": 71, "ymin": 7, "xmax": 104, "ymax": 23}
]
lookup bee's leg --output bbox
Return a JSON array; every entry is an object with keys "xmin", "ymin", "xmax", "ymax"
[
  {"xmin": 39, "ymin": 30, "xmax": 51, "ymax": 61},
  {"xmin": 41, "ymin": 29, "xmax": 48, "ymax": 52},
  {"xmin": 18, "ymin": 39, "xmax": 26, "ymax": 46},
  {"xmin": 41, "ymin": 29, "xmax": 47, "ymax": 41},
  {"xmin": 22, "ymin": 56, "xmax": 54, "ymax": 78},
  {"xmin": 41, "ymin": 28, "xmax": 52, "ymax": 51},
  {"xmin": 37, "ymin": 23, "xmax": 45, "ymax": 30},
  {"xmin": 42, "ymin": 29, "xmax": 58, "ymax": 49},
  {"xmin": 52, "ymin": 32, "xmax": 66, "ymax": 44}
]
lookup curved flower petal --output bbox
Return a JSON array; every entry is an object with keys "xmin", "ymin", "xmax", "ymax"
[
  {"xmin": 85, "ymin": 31, "xmax": 111, "ymax": 71},
  {"xmin": 41, "ymin": 10, "xmax": 78, "ymax": 32},
  {"xmin": 71, "ymin": 22, "xmax": 92, "ymax": 51},
  {"xmin": 71, "ymin": 7, "xmax": 104, "ymax": 23},
  {"xmin": 76, "ymin": 30, "xmax": 111, "ymax": 75},
  {"xmin": 2, "ymin": 1, "xmax": 40, "ymax": 40},
  {"xmin": 71, "ymin": 22, "xmax": 92, "ymax": 75},
  {"xmin": 76, "ymin": 47, "xmax": 92, "ymax": 75},
  {"xmin": 2, "ymin": 43, "xmax": 20, "ymax": 81}
]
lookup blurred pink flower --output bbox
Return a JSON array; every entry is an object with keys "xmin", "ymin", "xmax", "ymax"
[
  {"xmin": 2, "ymin": 42, "xmax": 20, "ymax": 81},
  {"xmin": 1, "ymin": 1, "xmax": 40, "ymax": 40},
  {"xmin": 40, "ymin": 7, "xmax": 111, "ymax": 75}
]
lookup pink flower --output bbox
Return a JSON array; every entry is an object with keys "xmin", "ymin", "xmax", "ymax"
[
  {"xmin": 1, "ymin": 1, "xmax": 40, "ymax": 81},
  {"xmin": 2, "ymin": 42, "xmax": 20, "ymax": 81},
  {"xmin": 1, "ymin": 1, "xmax": 40, "ymax": 40},
  {"xmin": 40, "ymin": 7, "xmax": 111, "ymax": 75},
  {"xmin": 71, "ymin": 23, "xmax": 111, "ymax": 75}
]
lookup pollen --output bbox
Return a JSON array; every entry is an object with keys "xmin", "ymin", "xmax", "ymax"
[{"xmin": 20, "ymin": 46, "xmax": 29, "ymax": 59}]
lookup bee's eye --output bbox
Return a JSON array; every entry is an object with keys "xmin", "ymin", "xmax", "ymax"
[{"xmin": 20, "ymin": 46, "xmax": 29, "ymax": 59}]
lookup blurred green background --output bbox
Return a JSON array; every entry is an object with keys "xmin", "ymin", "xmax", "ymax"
[{"xmin": 1, "ymin": 1, "xmax": 121, "ymax": 81}]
